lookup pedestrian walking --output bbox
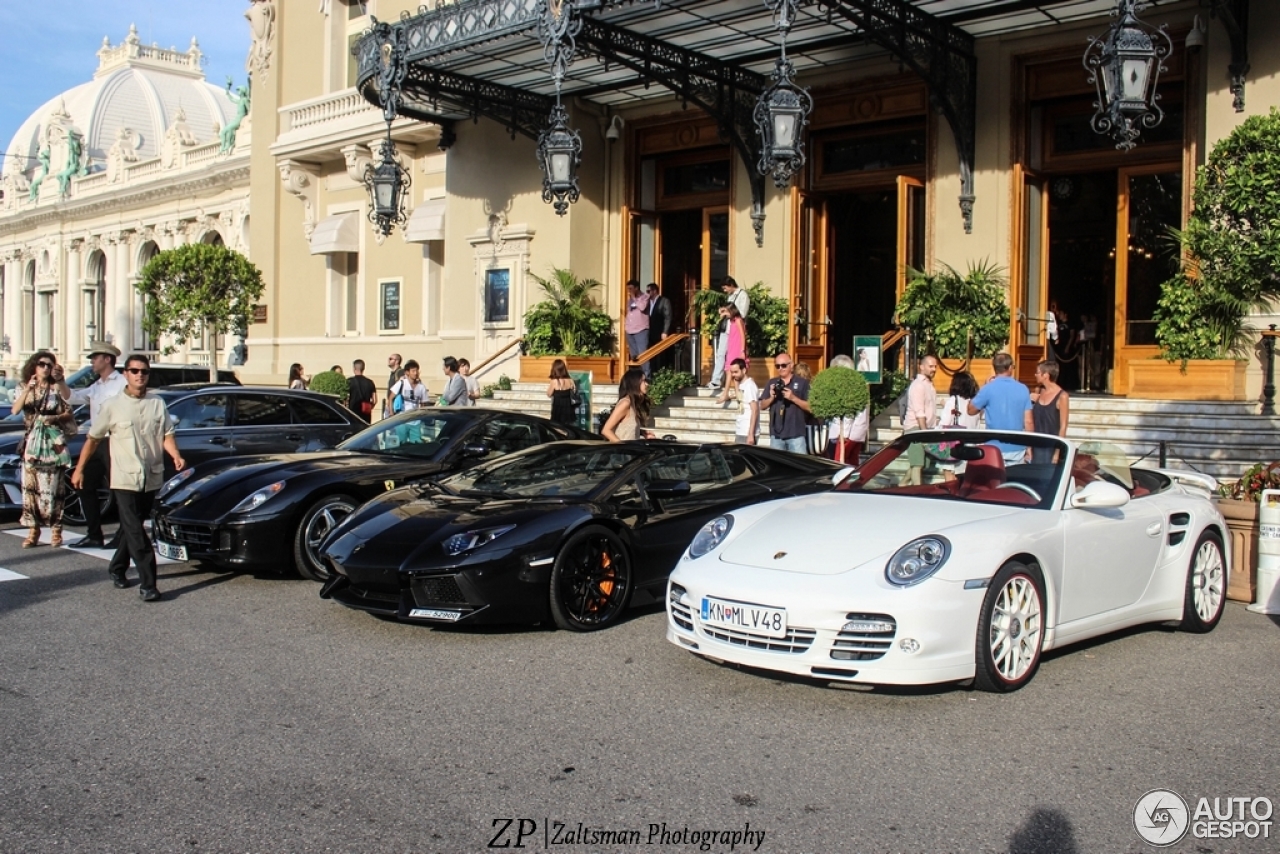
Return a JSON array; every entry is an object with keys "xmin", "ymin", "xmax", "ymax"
[
  {"xmin": 624, "ymin": 281, "xmax": 651, "ymax": 378},
  {"xmin": 967, "ymin": 352, "xmax": 1033, "ymax": 464},
  {"xmin": 288, "ymin": 363, "xmax": 308, "ymax": 389},
  {"xmin": 13, "ymin": 351, "xmax": 75, "ymax": 548},
  {"xmin": 761, "ymin": 352, "xmax": 811, "ymax": 454},
  {"xmin": 346, "ymin": 359, "xmax": 377, "ymax": 423},
  {"xmin": 383, "ymin": 353, "xmax": 405, "ymax": 418},
  {"xmin": 388, "ymin": 360, "xmax": 429, "ymax": 411},
  {"xmin": 439, "ymin": 357, "xmax": 469, "ymax": 406},
  {"xmin": 724, "ymin": 304, "xmax": 748, "ymax": 371},
  {"xmin": 723, "ymin": 275, "xmax": 750, "ymax": 321},
  {"xmin": 603, "ymin": 368, "xmax": 655, "ymax": 442},
  {"xmin": 546, "ymin": 359, "xmax": 577, "ymax": 426},
  {"xmin": 902, "ymin": 356, "xmax": 940, "ymax": 484},
  {"xmin": 717, "ymin": 358, "xmax": 759, "ymax": 444},
  {"xmin": 72, "ymin": 355, "xmax": 185, "ymax": 601},
  {"xmin": 646, "ymin": 283, "xmax": 672, "ymax": 371},
  {"xmin": 458, "ymin": 359, "xmax": 480, "ymax": 405},
  {"xmin": 64, "ymin": 341, "xmax": 125, "ymax": 548},
  {"xmin": 709, "ymin": 305, "xmax": 730, "ymax": 389}
]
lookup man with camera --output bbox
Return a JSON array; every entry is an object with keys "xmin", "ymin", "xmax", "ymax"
[{"xmin": 761, "ymin": 352, "xmax": 811, "ymax": 454}]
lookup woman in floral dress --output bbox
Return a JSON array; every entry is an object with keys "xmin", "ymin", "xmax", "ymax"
[{"xmin": 11, "ymin": 351, "xmax": 74, "ymax": 547}]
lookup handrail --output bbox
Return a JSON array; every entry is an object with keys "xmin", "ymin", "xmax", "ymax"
[
  {"xmin": 629, "ymin": 332, "xmax": 690, "ymax": 365},
  {"xmin": 882, "ymin": 327, "xmax": 909, "ymax": 351},
  {"xmin": 470, "ymin": 337, "xmax": 524, "ymax": 377}
]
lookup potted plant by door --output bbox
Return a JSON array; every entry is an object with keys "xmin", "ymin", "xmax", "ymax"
[
  {"xmin": 1214, "ymin": 461, "xmax": 1280, "ymax": 602},
  {"xmin": 895, "ymin": 260, "xmax": 1008, "ymax": 391},
  {"xmin": 519, "ymin": 267, "xmax": 618, "ymax": 383},
  {"xmin": 808, "ymin": 362, "xmax": 871, "ymax": 463},
  {"xmin": 1143, "ymin": 110, "xmax": 1280, "ymax": 400}
]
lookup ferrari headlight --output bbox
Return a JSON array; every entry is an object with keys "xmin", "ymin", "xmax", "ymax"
[
  {"xmin": 229, "ymin": 481, "xmax": 286, "ymax": 514},
  {"xmin": 158, "ymin": 468, "xmax": 196, "ymax": 499},
  {"xmin": 688, "ymin": 514, "xmax": 734, "ymax": 559},
  {"xmin": 442, "ymin": 525, "xmax": 515, "ymax": 556},
  {"xmin": 885, "ymin": 536, "xmax": 951, "ymax": 587}
]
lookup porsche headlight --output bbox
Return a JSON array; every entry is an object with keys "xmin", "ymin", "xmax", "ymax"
[
  {"xmin": 442, "ymin": 525, "xmax": 515, "ymax": 556},
  {"xmin": 158, "ymin": 468, "xmax": 196, "ymax": 499},
  {"xmin": 229, "ymin": 481, "xmax": 286, "ymax": 514},
  {"xmin": 885, "ymin": 536, "xmax": 951, "ymax": 587},
  {"xmin": 688, "ymin": 515, "xmax": 734, "ymax": 559}
]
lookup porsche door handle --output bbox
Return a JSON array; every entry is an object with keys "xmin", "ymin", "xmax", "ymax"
[{"xmin": 1146, "ymin": 521, "xmax": 1163, "ymax": 537}]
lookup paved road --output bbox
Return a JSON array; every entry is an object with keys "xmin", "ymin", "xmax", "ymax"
[{"xmin": 1, "ymin": 526, "xmax": 1276, "ymax": 854}]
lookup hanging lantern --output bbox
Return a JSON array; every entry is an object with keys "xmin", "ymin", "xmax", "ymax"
[
  {"xmin": 366, "ymin": 134, "xmax": 410, "ymax": 237},
  {"xmin": 1083, "ymin": 0, "xmax": 1173, "ymax": 151},
  {"xmin": 754, "ymin": 57, "xmax": 813, "ymax": 188},
  {"xmin": 537, "ymin": 103, "xmax": 581, "ymax": 216}
]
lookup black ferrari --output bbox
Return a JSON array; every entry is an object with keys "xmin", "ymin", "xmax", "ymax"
[
  {"xmin": 319, "ymin": 441, "xmax": 844, "ymax": 631},
  {"xmin": 152, "ymin": 408, "xmax": 596, "ymax": 581}
]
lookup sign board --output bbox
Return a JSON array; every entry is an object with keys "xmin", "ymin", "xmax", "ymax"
[
  {"xmin": 252, "ymin": 304, "xmax": 268, "ymax": 324},
  {"xmin": 853, "ymin": 335, "xmax": 883, "ymax": 384},
  {"xmin": 569, "ymin": 370, "xmax": 592, "ymax": 433}
]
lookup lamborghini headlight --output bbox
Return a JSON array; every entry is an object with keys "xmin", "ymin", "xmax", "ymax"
[
  {"xmin": 688, "ymin": 515, "xmax": 734, "ymax": 559},
  {"xmin": 885, "ymin": 536, "xmax": 951, "ymax": 587},
  {"xmin": 442, "ymin": 525, "xmax": 515, "ymax": 556}
]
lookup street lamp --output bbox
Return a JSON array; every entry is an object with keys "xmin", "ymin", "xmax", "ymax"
[
  {"xmin": 366, "ymin": 133, "xmax": 410, "ymax": 237},
  {"xmin": 1083, "ymin": 0, "xmax": 1173, "ymax": 151},
  {"xmin": 755, "ymin": 0, "xmax": 811, "ymax": 188},
  {"xmin": 537, "ymin": 103, "xmax": 582, "ymax": 216}
]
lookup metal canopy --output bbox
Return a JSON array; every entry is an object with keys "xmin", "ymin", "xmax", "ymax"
[{"xmin": 354, "ymin": 0, "xmax": 1184, "ymax": 238}]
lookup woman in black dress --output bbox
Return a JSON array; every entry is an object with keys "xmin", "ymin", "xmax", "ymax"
[{"xmin": 546, "ymin": 358, "xmax": 576, "ymax": 426}]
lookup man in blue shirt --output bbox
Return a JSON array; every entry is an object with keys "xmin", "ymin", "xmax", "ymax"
[{"xmin": 968, "ymin": 353, "xmax": 1033, "ymax": 463}]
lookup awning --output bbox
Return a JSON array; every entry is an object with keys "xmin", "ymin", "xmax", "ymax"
[
  {"xmin": 308, "ymin": 212, "xmax": 360, "ymax": 255},
  {"xmin": 405, "ymin": 198, "xmax": 446, "ymax": 243}
]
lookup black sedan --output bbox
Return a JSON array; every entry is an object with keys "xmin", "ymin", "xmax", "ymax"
[
  {"xmin": 152, "ymin": 408, "xmax": 596, "ymax": 581},
  {"xmin": 0, "ymin": 386, "xmax": 364, "ymax": 524},
  {"xmin": 319, "ymin": 441, "xmax": 843, "ymax": 631}
]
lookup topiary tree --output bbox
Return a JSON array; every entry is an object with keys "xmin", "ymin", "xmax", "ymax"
[
  {"xmin": 809, "ymin": 365, "xmax": 871, "ymax": 421},
  {"xmin": 308, "ymin": 370, "xmax": 349, "ymax": 401},
  {"xmin": 1155, "ymin": 108, "xmax": 1280, "ymax": 362},
  {"xmin": 136, "ymin": 243, "xmax": 265, "ymax": 381},
  {"xmin": 896, "ymin": 260, "xmax": 1008, "ymax": 360}
]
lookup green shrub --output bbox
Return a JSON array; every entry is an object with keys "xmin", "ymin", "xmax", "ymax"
[
  {"xmin": 523, "ymin": 268, "xmax": 615, "ymax": 356},
  {"xmin": 870, "ymin": 370, "xmax": 909, "ymax": 419},
  {"xmin": 745, "ymin": 283, "xmax": 790, "ymax": 360},
  {"xmin": 896, "ymin": 260, "xmax": 1008, "ymax": 359},
  {"xmin": 647, "ymin": 368, "xmax": 696, "ymax": 405},
  {"xmin": 480, "ymin": 374, "xmax": 514, "ymax": 398},
  {"xmin": 809, "ymin": 366, "xmax": 871, "ymax": 421},
  {"xmin": 308, "ymin": 370, "xmax": 348, "ymax": 399}
]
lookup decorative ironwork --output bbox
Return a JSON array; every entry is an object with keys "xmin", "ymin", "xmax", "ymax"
[
  {"xmin": 366, "ymin": 134, "xmax": 411, "ymax": 237},
  {"xmin": 1211, "ymin": 0, "xmax": 1250, "ymax": 113},
  {"xmin": 539, "ymin": 0, "xmax": 583, "ymax": 88},
  {"xmin": 815, "ymin": 0, "xmax": 978, "ymax": 234},
  {"xmin": 1082, "ymin": 0, "xmax": 1173, "ymax": 152},
  {"xmin": 370, "ymin": 17, "xmax": 408, "ymax": 125},
  {"xmin": 536, "ymin": 102, "xmax": 582, "ymax": 215},
  {"xmin": 754, "ymin": 0, "xmax": 813, "ymax": 190}
]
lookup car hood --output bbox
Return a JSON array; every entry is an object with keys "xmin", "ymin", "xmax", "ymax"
[{"xmin": 718, "ymin": 492, "xmax": 1024, "ymax": 575}]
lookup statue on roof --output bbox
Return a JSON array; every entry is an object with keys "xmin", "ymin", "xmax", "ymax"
[
  {"xmin": 220, "ymin": 76, "xmax": 251, "ymax": 153},
  {"xmin": 28, "ymin": 146, "xmax": 50, "ymax": 201},
  {"xmin": 56, "ymin": 129, "xmax": 89, "ymax": 196}
]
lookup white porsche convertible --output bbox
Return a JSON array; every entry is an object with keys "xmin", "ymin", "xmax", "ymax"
[{"xmin": 666, "ymin": 431, "xmax": 1228, "ymax": 692}]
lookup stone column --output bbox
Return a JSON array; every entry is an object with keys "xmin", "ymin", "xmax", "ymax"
[
  {"xmin": 1, "ymin": 256, "xmax": 19, "ymax": 369},
  {"xmin": 108, "ymin": 234, "xmax": 130, "ymax": 348},
  {"xmin": 65, "ymin": 241, "xmax": 81, "ymax": 358}
]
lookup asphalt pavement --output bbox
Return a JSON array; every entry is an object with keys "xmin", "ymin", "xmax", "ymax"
[{"xmin": 0, "ymin": 524, "xmax": 1276, "ymax": 854}]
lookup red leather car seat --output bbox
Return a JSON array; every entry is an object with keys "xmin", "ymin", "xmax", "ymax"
[{"xmin": 960, "ymin": 445, "xmax": 1006, "ymax": 496}]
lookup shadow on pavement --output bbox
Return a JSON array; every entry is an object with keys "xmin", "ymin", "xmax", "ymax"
[{"xmin": 1008, "ymin": 807, "xmax": 1079, "ymax": 854}]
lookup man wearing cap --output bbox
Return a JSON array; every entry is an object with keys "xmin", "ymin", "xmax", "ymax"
[{"xmin": 59, "ymin": 341, "xmax": 125, "ymax": 549}]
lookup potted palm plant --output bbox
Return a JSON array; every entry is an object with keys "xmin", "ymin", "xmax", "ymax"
[
  {"xmin": 520, "ymin": 267, "xmax": 618, "ymax": 383},
  {"xmin": 895, "ymin": 260, "xmax": 1008, "ymax": 391}
]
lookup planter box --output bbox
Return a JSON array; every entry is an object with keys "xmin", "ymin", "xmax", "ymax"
[
  {"xmin": 520, "ymin": 355, "xmax": 618, "ymax": 385},
  {"xmin": 1126, "ymin": 358, "xmax": 1247, "ymax": 401},
  {"xmin": 1216, "ymin": 497, "xmax": 1257, "ymax": 602},
  {"xmin": 932, "ymin": 358, "xmax": 995, "ymax": 393}
]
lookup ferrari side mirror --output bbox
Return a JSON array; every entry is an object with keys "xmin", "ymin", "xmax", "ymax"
[{"xmin": 460, "ymin": 442, "xmax": 489, "ymax": 459}]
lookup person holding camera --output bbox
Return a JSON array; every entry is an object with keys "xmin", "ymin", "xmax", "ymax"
[
  {"xmin": 624, "ymin": 280, "xmax": 651, "ymax": 378},
  {"xmin": 761, "ymin": 352, "xmax": 811, "ymax": 454},
  {"xmin": 63, "ymin": 341, "xmax": 126, "ymax": 549}
]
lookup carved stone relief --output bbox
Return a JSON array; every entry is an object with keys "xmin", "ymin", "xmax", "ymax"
[{"xmin": 245, "ymin": 0, "xmax": 276, "ymax": 79}]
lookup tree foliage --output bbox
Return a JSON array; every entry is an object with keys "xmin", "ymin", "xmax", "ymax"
[
  {"xmin": 745, "ymin": 283, "xmax": 790, "ymax": 359},
  {"xmin": 308, "ymin": 370, "xmax": 349, "ymax": 399},
  {"xmin": 136, "ymin": 243, "xmax": 265, "ymax": 373},
  {"xmin": 522, "ymin": 268, "xmax": 615, "ymax": 356},
  {"xmin": 809, "ymin": 365, "xmax": 871, "ymax": 421},
  {"xmin": 1155, "ymin": 108, "xmax": 1280, "ymax": 361},
  {"xmin": 896, "ymin": 260, "xmax": 1009, "ymax": 359}
]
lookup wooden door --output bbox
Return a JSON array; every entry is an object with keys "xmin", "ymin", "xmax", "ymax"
[
  {"xmin": 794, "ymin": 191, "xmax": 828, "ymax": 368},
  {"xmin": 1011, "ymin": 164, "xmax": 1049, "ymax": 386},
  {"xmin": 896, "ymin": 175, "xmax": 925, "ymax": 299}
]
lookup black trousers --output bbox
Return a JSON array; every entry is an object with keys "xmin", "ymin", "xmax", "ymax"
[
  {"xmin": 78, "ymin": 440, "xmax": 110, "ymax": 539},
  {"xmin": 108, "ymin": 489, "xmax": 157, "ymax": 591}
]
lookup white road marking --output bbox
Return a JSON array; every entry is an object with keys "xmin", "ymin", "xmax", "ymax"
[
  {"xmin": 0, "ymin": 567, "xmax": 29, "ymax": 582},
  {"xmin": 2, "ymin": 528, "xmax": 181, "ymax": 565}
]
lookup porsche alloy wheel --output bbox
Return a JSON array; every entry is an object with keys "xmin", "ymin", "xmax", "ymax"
[
  {"xmin": 549, "ymin": 525, "xmax": 633, "ymax": 632},
  {"xmin": 974, "ymin": 562, "xmax": 1045, "ymax": 693},
  {"xmin": 293, "ymin": 495, "xmax": 357, "ymax": 582},
  {"xmin": 1180, "ymin": 531, "xmax": 1226, "ymax": 633}
]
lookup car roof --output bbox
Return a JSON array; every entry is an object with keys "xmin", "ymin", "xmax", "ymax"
[{"xmin": 154, "ymin": 385, "xmax": 343, "ymax": 403}]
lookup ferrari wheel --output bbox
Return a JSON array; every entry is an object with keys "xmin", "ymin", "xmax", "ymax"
[
  {"xmin": 974, "ymin": 561, "xmax": 1045, "ymax": 693},
  {"xmin": 293, "ymin": 495, "xmax": 357, "ymax": 582},
  {"xmin": 61, "ymin": 474, "xmax": 114, "ymax": 527},
  {"xmin": 1180, "ymin": 531, "xmax": 1226, "ymax": 633},
  {"xmin": 548, "ymin": 525, "xmax": 633, "ymax": 632}
]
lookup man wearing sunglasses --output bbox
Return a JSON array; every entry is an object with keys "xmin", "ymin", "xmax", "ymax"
[
  {"xmin": 72, "ymin": 355, "xmax": 185, "ymax": 602},
  {"xmin": 760, "ymin": 352, "xmax": 811, "ymax": 454},
  {"xmin": 61, "ymin": 341, "xmax": 125, "ymax": 549}
]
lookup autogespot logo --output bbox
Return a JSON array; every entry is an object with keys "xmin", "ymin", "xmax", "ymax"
[{"xmin": 1134, "ymin": 789, "xmax": 1190, "ymax": 847}]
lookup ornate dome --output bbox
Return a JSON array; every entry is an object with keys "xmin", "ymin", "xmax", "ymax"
[{"xmin": 4, "ymin": 24, "xmax": 236, "ymax": 178}]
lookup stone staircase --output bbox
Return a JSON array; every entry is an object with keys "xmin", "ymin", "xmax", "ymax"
[{"xmin": 479, "ymin": 382, "xmax": 1280, "ymax": 481}]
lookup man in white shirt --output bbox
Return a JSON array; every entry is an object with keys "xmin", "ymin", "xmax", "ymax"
[
  {"xmin": 60, "ymin": 341, "xmax": 125, "ymax": 548},
  {"xmin": 726, "ymin": 358, "xmax": 759, "ymax": 444}
]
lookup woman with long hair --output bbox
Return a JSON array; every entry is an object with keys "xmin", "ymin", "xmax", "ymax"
[
  {"xmin": 602, "ymin": 368, "xmax": 655, "ymax": 442},
  {"xmin": 944, "ymin": 370, "xmax": 982, "ymax": 428},
  {"xmin": 11, "ymin": 351, "xmax": 74, "ymax": 547},
  {"xmin": 724, "ymin": 303, "xmax": 748, "ymax": 373},
  {"xmin": 287, "ymin": 363, "xmax": 308, "ymax": 389},
  {"xmin": 545, "ymin": 359, "xmax": 577, "ymax": 426}
]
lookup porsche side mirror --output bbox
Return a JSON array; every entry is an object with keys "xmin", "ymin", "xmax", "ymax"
[
  {"xmin": 459, "ymin": 442, "xmax": 489, "ymax": 459},
  {"xmin": 832, "ymin": 466, "xmax": 858, "ymax": 486},
  {"xmin": 1070, "ymin": 479, "xmax": 1130, "ymax": 509},
  {"xmin": 646, "ymin": 479, "xmax": 691, "ymax": 499}
]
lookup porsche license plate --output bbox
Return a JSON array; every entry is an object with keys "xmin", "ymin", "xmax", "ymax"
[
  {"xmin": 155, "ymin": 540, "xmax": 187, "ymax": 561},
  {"xmin": 699, "ymin": 596, "xmax": 787, "ymax": 638}
]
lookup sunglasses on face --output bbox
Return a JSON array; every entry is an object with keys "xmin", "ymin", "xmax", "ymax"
[
  {"xmin": 36, "ymin": 362, "xmax": 53, "ymax": 369},
  {"xmin": 775, "ymin": 362, "xmax": 791, "ymax": 368},
  {"xmin": 125, "ymin": 368, "xmax": 150, "ymax": 376}
]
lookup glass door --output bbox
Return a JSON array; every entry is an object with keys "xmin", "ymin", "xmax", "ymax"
[
  {"xmin": 1011, "ymin": 163, "xmax": 1049, "ymax": 385},
  {"xmin": 896, "ymin": 176, "xmax": 925, "ymax": 298},
  {"xmin": 794, "ymin": 191, "xmax": 829, "ymax": 367}
]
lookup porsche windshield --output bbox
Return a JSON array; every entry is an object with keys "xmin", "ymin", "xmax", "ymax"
[
  {"xmin": 337, "ymin": 411, "xmax": 468, "ymax": 459},
  {"xmin": 441, "ymin": 445, "xmax": 646, "ymax": 498},
  {"xmin": 837, "ymin": 430, "xmax": 1068, "ymax": 509}
]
